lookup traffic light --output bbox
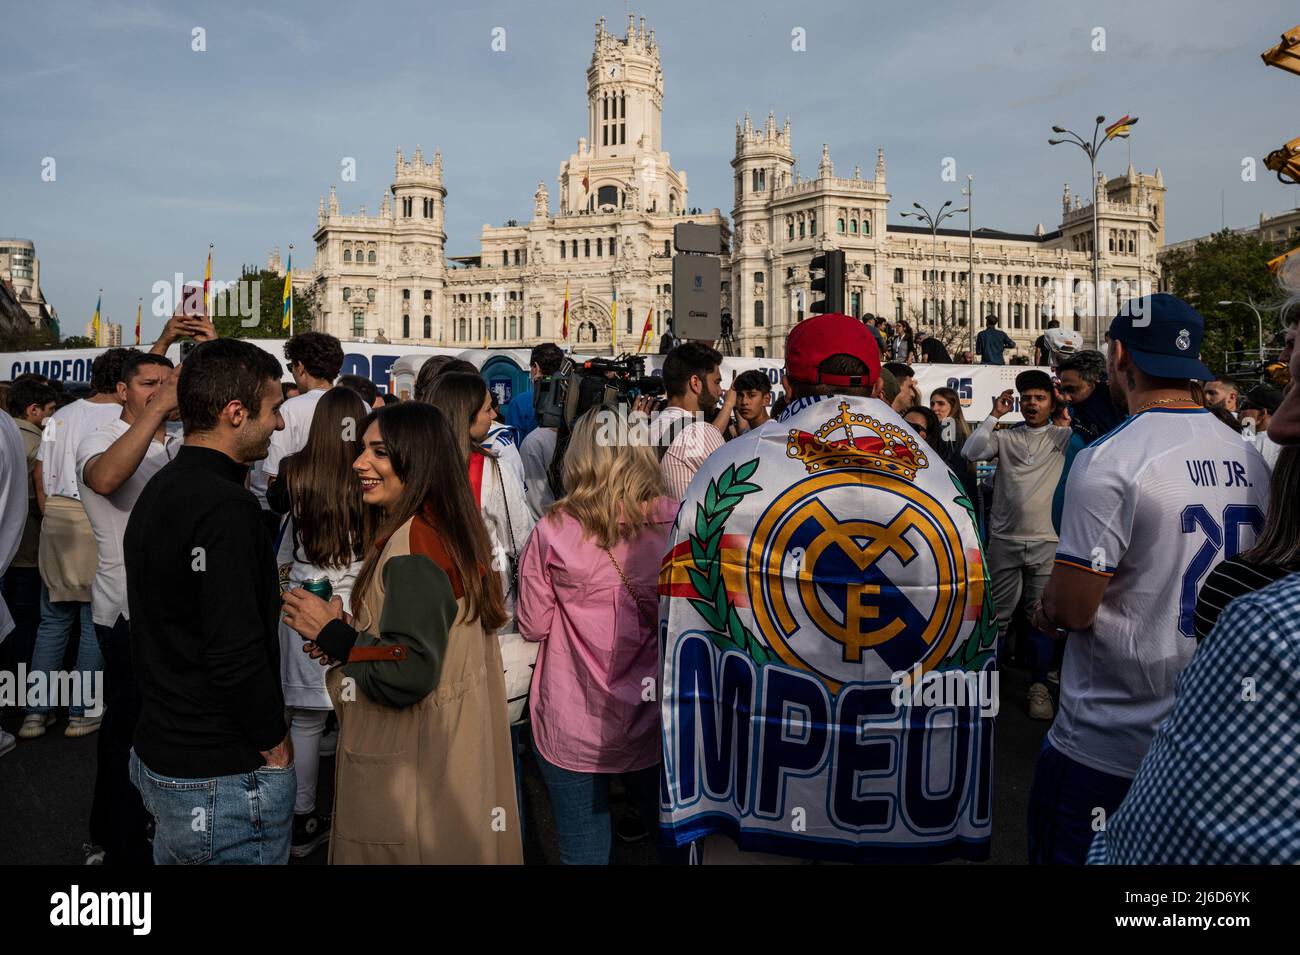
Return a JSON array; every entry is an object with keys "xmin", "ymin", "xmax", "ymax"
[{"xmin": 809, "ymin": 249, "xmax": 846, "ymax": 315}]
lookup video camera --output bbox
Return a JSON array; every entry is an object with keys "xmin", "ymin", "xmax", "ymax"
[{"xmin": 534, "ymin": 354, "xmax": 665, "ymax": 429}]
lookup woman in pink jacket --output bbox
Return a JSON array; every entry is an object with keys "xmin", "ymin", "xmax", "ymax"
[{"xmin": 517, "ymin": 406, "xmax": 678, "ymax": 864}]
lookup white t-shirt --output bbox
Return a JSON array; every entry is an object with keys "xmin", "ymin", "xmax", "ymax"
[
  {"xmin": 1255, "ymin": 429, "xmax": 1282, "ymax": 470},
  {"xmin": 0, "ymin": 414, "xmax": 28, "ymax": 641},
  {"xmin": 76, "ymin": 418, "xmax": 180, "ymax": 627},
  {"xmin": 261, "ymin": 387, "xmax": 328, "ymax": 479},
  {"xmin": 519, "ymin": 426, "xmax": 558, "ymax": 521},
  {"xmin": 1049, "ymin": 407, "xmax": 1271, "ymax": 778},
  {"xmin": 36, "ymin": 399, "xmax": 123, "ymax": 500}
]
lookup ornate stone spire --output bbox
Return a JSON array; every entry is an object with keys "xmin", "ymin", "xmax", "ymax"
[
  {"xmin": 533, "ymin": 180, "xmax": 550, "ymax": 219},
  {"xmin": 328, "ymin": 185, "xmax": 338, "ymax": 215},
  {"xmin": 318, "ymin": 194, "xmax": 325, "ymax": 225},
  {"xmin": 1154, "ymin": 167, "xmax": 1164, "ymax": 186},
  {"xmin": 818, "ymin": 143, "xmax": 833, "ymax": 179},
  {"xmin": 1062, "ymin": 182, "xmax": 1071, "ymax": 214},
  {"xmin": 854, "ymin": 164, "xmax": 862, "ymax": 180},
  {"xmin": 380, "ymin": 191, "xmax": 390, "ymax": 217},
  {"xmin": 875, "ymin": 146, "xmax": 886, "ymax": 182},
  {"xmin": 395, "ymin": 147, "xmax": 404, "ymax": 175}
]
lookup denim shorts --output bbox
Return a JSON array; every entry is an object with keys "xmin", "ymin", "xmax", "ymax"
[{"xmin": 129, "ymin": 750, "xmax": 296, "ymax": 865}]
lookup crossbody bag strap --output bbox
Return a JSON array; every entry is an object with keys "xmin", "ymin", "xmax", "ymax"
[{"xmin": 602, "ymin": 546, "xmax": 655, "ymax": 620}]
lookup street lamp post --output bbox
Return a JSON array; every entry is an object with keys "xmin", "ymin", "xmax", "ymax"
[
  {"xmin": 1217, "ymin": 299, "xmax": 1268, "ymax": 368},
  {"xmin": 962, "ymin": 175, "xmax": 975, "ymax": 358},
  {"xmin": 901, "ymin": 199, "xmax": 967, "ymax": 352},
  {"xmin": 1050, "ymin": 116, "xmax": 1113, "ymax": 350}
]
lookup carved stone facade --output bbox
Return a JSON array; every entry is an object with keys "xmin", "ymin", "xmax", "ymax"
[
  {"xmin": 306, "ymin": 14, "xmax": 728, "ymax": 353},
  {"xmin": 304, "ymin": 11, "xmax": 1164, "ymax": 360}
]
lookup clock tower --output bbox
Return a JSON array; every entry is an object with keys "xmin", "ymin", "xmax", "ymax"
[
  {"xmin": 586, "ymin": 13, "xmax": 662, "ymax": 158},
  {"xmin": 559, "ymin": 13, "xmax": 686, "ymax": 216}
]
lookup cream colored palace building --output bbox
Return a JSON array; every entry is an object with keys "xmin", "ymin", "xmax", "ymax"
[{"xmin": 301, "ymin": 13, "xmax": 1166, "ymax": 360}]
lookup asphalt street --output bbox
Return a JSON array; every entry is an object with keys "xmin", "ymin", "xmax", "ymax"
[{"xmin": 0, "ymin": 658, "xmax": 1050, "ymax": 865}]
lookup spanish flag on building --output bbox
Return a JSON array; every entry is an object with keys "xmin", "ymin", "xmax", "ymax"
[
  {"xmin": 1104, "ymin": 114, "xmax": 1138, "ymax": 141},
  {"xmin": 91, "ymin": 292, "xmax": 101, "ymax": 346},
  {"xmin": 610, "ymin": 285, "xmax": 618, "ymax": 352},
  {"xmin": 561, "ymin": 280, "xmax": 570, "ymax": 341},
  {"xmin": 638, "ymin": 306, "xmax": 654, "ymax": 353},
  {"xmin": 135, "ymin": 299, "xmax": 142, "ymax": 345}
]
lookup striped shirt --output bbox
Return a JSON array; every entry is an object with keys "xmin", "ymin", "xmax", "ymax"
[
  {"xmin": 650, "ymin": 407, "xmax": 724, "ymax": 501},
  {"xmin": 1194, "ymin": 556, "xmax": 1294, "ymax": 641},
  {"xmin": 1088, "ymin": 571, "xmax": 1300, "ymax": 864}
]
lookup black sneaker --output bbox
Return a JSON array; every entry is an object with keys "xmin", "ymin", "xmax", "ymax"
[
  {"xmin": 615, "ymin": 806, "xmax": 649, "ymax": 844},
  {"xmin": 291, "ymin": 810, "xmax": 331, "ymax": 858}
]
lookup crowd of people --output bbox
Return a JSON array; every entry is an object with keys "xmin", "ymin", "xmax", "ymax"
[{"xmin": 1, "ymin": 282, "xmax": 1298, "ymax": 866}]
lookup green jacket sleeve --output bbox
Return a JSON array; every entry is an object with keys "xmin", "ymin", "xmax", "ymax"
[{"xmin": 342, "ymin": 554, "xmax": 458, "ymax": 708}]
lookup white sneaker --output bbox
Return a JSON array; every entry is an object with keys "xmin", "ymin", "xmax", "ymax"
[
  {"xmin": 18, "ymin": 713, "xmax": 57, "ymax": 739},
  {"xmin": 0, "ymin": 729, "xmax": 15, "ymax": 758},
  {"xmin": 1027, "ymin": 683, "xmax": 1055, "ymax": 721},
  {"xmin": 65, "ymin": 715, "xmax": 103, "ymax": 738},
  {"xmin": 1047, "ymin": 669, "xmax": 1060, "ymax": 685}
]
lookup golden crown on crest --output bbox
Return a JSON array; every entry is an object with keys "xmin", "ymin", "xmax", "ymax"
[{"xmin": 786, "ymin": 402, "xmax": 929, "ymax": 480}]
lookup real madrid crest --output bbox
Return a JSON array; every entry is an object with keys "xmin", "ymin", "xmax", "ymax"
[
  {"xmin": 1176, "ymin": 328, "xmax": 1191, "ymax": 351},
  {"xmin": 743, "ymin": 403, "xmax": 974, "ymax": 689}
]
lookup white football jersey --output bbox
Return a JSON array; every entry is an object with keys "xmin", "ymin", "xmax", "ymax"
[{"xmin": 1049, "ymin": 407, "xmax": 1270, "ymax": 778}]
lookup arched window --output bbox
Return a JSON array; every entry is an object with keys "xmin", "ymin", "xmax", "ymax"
[
  {"xmin": 368, "ymin": 250, "xmax": 376, "ymax": 264},
  {"xmin": 343, "ymin": 248, "xmax": 352, "ymax": 263},
  {"xmin": 862, "ymin": 215, "xmax": 870, "ymax": 235},
  {"xmin": 423, "ymin": 316, "xmax": 431, "ymax": 338},
  {"xmin": 402, "ymin": 315, "xmax": 409, "ymax": 338},
  {"xmin": 560, "ymin": 241, "xmax": 566, "ymax": 259},
  {"xmin": 850, "ymin": 219, "xmax": 858, "ymax": 234},
  {"xmin": 754, "ymin": 300, "xmax": 764, "ymax": 327},
  {"xmin": 584, "ymin": 239, "xmax": 591, "ymax": 257},
  {"xmin": 755, "ymin": 346, "xmax": 765, "ymax": 358},
  {"xmin": 810, "ymin": 213, "xmax": 816, "ymax": 235},
  {"xmin": 798, "ymin": 218, "xmax": 805, "ymax": 238},
  {"xmin": 837, "ymin": 218, "xmax": 846, "ymax": 234},
  {"xmin": 754, "ymin": 271, "xmax": 765, "ymax": 284},
  {"xmin": 458, "ymin": 317, "xmax": 467, "ymax": 340},
  {"xmin": 597, "ymin": 185, "xmax": 618, "ymax": 207},
  {"xmin": 367, "ymin": 288, "xmax": 375, "ymax": 303},
  {"xmin": 788, "ymin": 220, "xmax": 794, "ymax": 240},
  {"xmin": 342, "ymin": 287, "xmax": 351, "ymax": 302},
  {"xmin": 535, "ymin": 312, "xmax": 541, "ymax": 337}
]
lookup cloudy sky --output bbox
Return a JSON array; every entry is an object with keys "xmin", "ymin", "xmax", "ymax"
[{"xmin": 2, "ymin": 0, "xmax": 1297, "ymax": 339}]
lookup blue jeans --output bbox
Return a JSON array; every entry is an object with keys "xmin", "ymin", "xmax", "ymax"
[
  {"xmin": 1027, "ymin": 739, "xmax": 1133, "ymax": 865},
  {"xmin": 533, "ymin": 744, "xmax": 660, "ymax": 865},
  {"xmin": 0, "ymin": 567, "xmax": 42, "ymax": 673},
  {"xmin": 26, "ymin": 587, "xmax": 101, "ymax": 716},
  {"xmin": 129, "ymin": 750, "xmax": 295, "ymax": 865}
]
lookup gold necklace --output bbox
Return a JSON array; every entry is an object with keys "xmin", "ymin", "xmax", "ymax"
[{"xmin": 1133, "ymin": 397, "xmax": 1200, "ymax": 414}]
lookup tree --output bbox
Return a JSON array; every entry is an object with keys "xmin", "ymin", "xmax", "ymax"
[
  {"xmin": 1160, "ymin": 229, "xmax": 1288, "ymax": 373},
  {"xmin": 209, "ymin": 266, "xmax": 316, "ymax": 339},
  {"xmin": 60, "ymin": 335, "xmax": 96, "ymax": 349}
]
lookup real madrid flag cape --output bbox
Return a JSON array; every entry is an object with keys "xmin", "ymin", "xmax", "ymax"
[{"xmin": 658, "ymin": 394, "xmax": 997, "ymax": 862}]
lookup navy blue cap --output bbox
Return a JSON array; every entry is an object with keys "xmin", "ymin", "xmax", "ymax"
[{"xmin": 1107, "ymin": 293, "xmax": 1214, "ymax": 381}]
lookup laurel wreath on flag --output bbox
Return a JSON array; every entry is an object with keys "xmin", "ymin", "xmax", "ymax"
[
  {"xmin": 942, "ymin": 472, "xmax": 998, "ymax": 671},
  {"xmin": 686, "ymin": 459, "xmax": 777, "ymax": 664}
]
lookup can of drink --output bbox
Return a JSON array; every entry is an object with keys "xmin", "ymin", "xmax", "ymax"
[{"xmin": 302, "ymin": 577, "xmax": 333, "ymax": 602}]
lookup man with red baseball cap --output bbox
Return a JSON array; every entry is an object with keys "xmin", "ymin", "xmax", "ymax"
[{"xmin": 782, "ymin": 312, "xmax": 882, "ymax": 397}]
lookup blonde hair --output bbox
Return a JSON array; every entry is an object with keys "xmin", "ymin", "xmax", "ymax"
[{"xmin": 551, "ymin": 407, "xmax": 666, "ymax": 547}]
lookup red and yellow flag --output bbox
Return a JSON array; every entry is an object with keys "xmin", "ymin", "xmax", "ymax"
[
  {"xmin": 561, "ymin": 280, "xmax": 570, "ymax": 341},
  {"xmin": 135, "ymin": 299, "xmax": 142, "ymax": 345},
  {"xmin": 202, "ymin": 245, "xmax": 213, "ymax": 317},
  {"xmin": 638, "ymin": 306, "xmax": 654, "ymax": 353},
  {"xmin": 1104, "ymin": 114, "xmax": 1138, "ymax": 141}
]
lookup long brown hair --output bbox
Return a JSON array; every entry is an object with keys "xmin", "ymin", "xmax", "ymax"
[
  {"xmin": 280, "ymin": 387, "xmax": 377, "ymax": 568},
  {"xmin": 424, "ymin": 371, "xmax": 490, "ymax": 465},
  {"xmin": 1242, "ymin": 445, "xmax": 1300, "ymax": 568},
  {"xmin": 351, "ymin": 402, "xmax": 506, "ymax": 631},
  {"xmin": 929, "ymin": 386, "xmax": 971, "ymax": 442}
]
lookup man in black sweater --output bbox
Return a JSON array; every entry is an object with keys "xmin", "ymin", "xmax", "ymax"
[{"xmin": 125, "ymin": 338, "xmax": 293, "ymax": 865}]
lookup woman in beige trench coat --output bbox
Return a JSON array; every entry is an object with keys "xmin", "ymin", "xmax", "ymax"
[{"xmin": 283, "ymin": 402, "xmax": 522, "ymax": 864}]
